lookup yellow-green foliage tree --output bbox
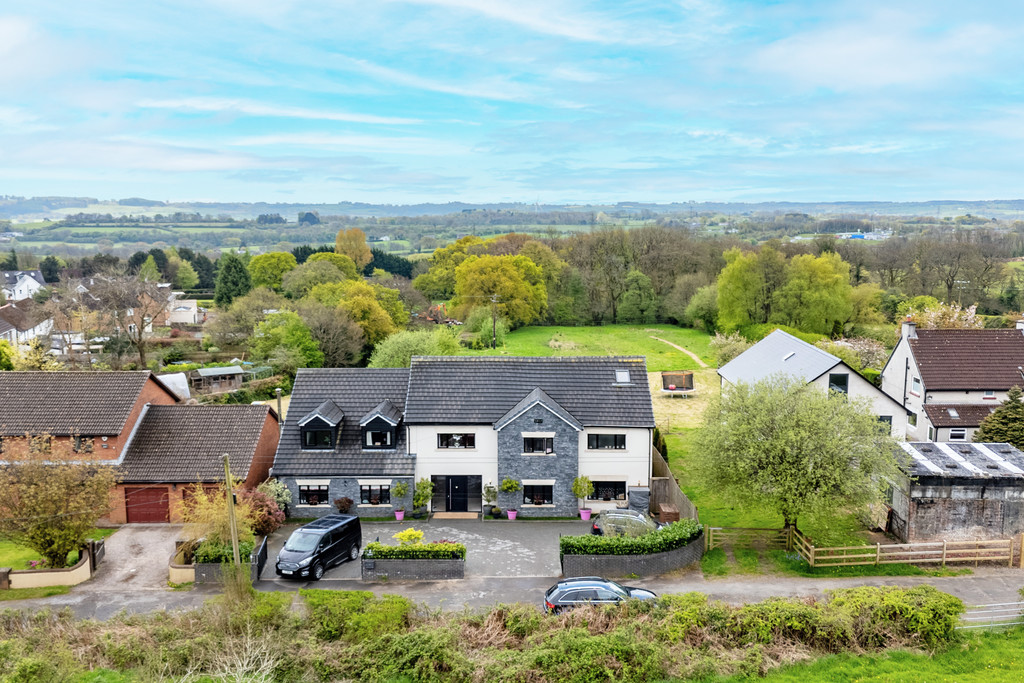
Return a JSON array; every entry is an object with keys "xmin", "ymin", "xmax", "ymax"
[
  {"xmin": 0, "ymin": 339, "xmax": 14, "ymax": 370},
  {"xmin": 247, "ymin": 252, "xmax": 298, "ymax": 291},
  {"xmin": 178, "ymin": 482, "xmax": 257, "ymax": 551},
  {"xmin": 308, "ymin": 252, "xmax": 359, "ymax": 280},
  {"xmin": 335, "ymin": 228, "xmax": 372, "ymax": 271},
  {"xmin": 770, "ymin": 252, "xmax": 853, "ymax": 336},
  {"xmin": 412, "ymin": 235, "xmax": 483, "ymax": 300},
  {"xmin": 452, "ymin": 254, "xmax": 546, "ymax": 327},
  {"xmin": 335, "ymin": 281, "xmax": 400, "ymax": 345},
  {"xmin": 0, "ymin": 435, "xmax": 118, "ymax": 568}
]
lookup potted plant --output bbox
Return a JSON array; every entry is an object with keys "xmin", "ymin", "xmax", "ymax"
[
  {"xmin": 500, "ymin": 477, "xmax": 521, "ymax": 519},
  {"xmin": 572, "ymin": 476, "xmax": 594, "ymax": 521},
  {"xmin": 391, "ymin": 481, "xmax": 409, "ymax": 521},
  {"xmin": 411, "ymin": 478, "xmax": 434, "ymax": 519},
  {"xmin": 483, "ymin": 483, "xmax": 498, "ymax": 520}
]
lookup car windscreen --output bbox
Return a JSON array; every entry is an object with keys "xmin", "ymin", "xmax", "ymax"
[
  {"xmin": 284, "ymin": 531, "xmax": 321, "ymax": 552},
  {"xmin": 605, "ymin": 581, "xmax": 630, "ymax": 598}
]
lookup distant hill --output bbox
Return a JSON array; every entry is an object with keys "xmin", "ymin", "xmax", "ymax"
[{"xmin": 5, "ymin": 196, "xmax": 1024, "ymax": 222}]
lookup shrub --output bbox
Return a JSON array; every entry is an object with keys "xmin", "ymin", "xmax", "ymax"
[
  {"xmin": 560, "ymin": 519, "xmax": 702, "ymax": 556},
  {"xmin": 738, "ymin": 324, "xmax": 825, "ymax": 345},
  {"xmin": 347, "ymin": 627, "xmax": 473, "ymax": 683},
  {"xmin": 194, "ymin": 539, "xmax": 256, "ymax": 563},
  {"xmin": 412, "ymin": 478, "xmax": 434, "ymax": 510},
  {"xmin": 256, "ymin": 478, "xmax": 292, "ymax": 510},
  {"xmin": 710, "ymin": 331, "xmax": 753, "ymax": 366},
  {"xmin": 363, "ymin": 541, "xmax": 466, "ymax": 560},
  {"xmin": 301, "ymin": 589, "xmax": 412, "ymax": 642},
  {"xmin": 334, "ymin": 497, "xmax": 354, "ymax": 513},
  {"xmin": 393, "ymin": 527, "xmax": 425, "ymax": 545},
  {"xmin": 238, "ymin": 489, "xmax": 285, "ymax": 536},
  {"xmin": 500, "ymin": 477, "xmax": 521, "ymax": 494}
]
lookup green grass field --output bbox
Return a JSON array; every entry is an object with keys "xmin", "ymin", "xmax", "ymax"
[
  {"xmin": 0, "ymin": 528, "xmax": 117, "ymax": 569},
  {"xmin": 465, "ymin": 324, "xmax": 713, "ymax": 372},
  {"xmin": 717, "ymin": 628, "xmax": 1024, "ymax": 682}
]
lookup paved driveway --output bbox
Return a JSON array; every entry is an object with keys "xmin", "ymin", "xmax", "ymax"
[
  {"xmin": 261, "ymin": 518, "xmax": 593, "ymax": 586},
  {"xmin": 87, "ymin": 524, "xmax": 184, "ymax": 591}
]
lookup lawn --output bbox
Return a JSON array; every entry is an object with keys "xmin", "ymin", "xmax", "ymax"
[
  {"xmin": 465, "ymin": 324, "xmax": 714, "ymax": 371},
  {"xmin": 0, "ymin": 586, "xmax": 70, "ymax": 601},
  {"xmin": 717, "ymin": 627, "xmax": 1024, "ymax": 682},
  {"xmin": 0, "ymin": 528, "xmax": 117, "ymax": 569}
]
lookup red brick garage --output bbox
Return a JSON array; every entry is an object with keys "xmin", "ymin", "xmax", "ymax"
[{"xmin": 124, "ymin": 486, "xmax": 171, "ymax": 523}]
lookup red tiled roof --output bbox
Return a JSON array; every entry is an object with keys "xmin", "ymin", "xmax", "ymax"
[
  {"xmin": 922, "ymin": 403, "xmax": 998, "ymax": 428},
  {"xmin": 909, "ymin": 329, "xmax": 1024, "ymax": 390}
]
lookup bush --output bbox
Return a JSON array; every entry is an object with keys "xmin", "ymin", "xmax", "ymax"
[
  {"xmin": 238, "ymin": 489, "xmax": 284, "ymax": 536},
  {"xmin": 256, "ymin": 478, "xmax": 292, "ymax": 510},
  {"xmin": 738, "ymin": 324, "xmax": 825, "ymax": 345},
  {"xmin": 347, "ymin": 627, "xmax": 473, "ymax": 683},
  {"xmin": 333, "ymin": 497, "xmax": 354, "ymax": 513},
  {"xmin": 560, "ymin": 519, "xmax": 702, "ymax": 556},
  {"xmin": 362, "ymin": 541, "xmax": 466, "ymax": 560},
  {"xmin": 194, "ymin": 539, "xmax": 255, "ymax": 563},
  {"xmin": 710, "ymin": 331, "xmax": 753, "ymax": 366},
  {"xmin": 301, "ymin": 589, "xmax": 412, "ymax": 642}
]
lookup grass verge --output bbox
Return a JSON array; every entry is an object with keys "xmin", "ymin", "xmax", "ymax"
[
  {"xmin": 0, "ymin": 586, "xmax": 70, "ymax": 601},
  {"xmin": 768, "ymin": 550, "xmax": 974, "ymax": 578}
]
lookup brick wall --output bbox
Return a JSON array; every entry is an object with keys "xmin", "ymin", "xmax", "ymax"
[{"xmin": 243, "ymin": 410, "xmax": 281, "ymax": 488}]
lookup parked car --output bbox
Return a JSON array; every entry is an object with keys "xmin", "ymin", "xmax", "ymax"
[
  {"xmin": 544, "ymin": 577, "xmax": 657, "ymax": 613},
  {"xmin": 275, "ymin": 514, "xmax": 362, "ymax": 580},
  {"xmin": 591, "ymin": 509, "xmax": 663, "ymax": 537}
]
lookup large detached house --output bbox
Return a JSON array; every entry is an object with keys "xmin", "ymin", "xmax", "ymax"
[
  {"xmin": 0, "ymin": 269, "xmax": 46, "ymax": 302},
  {"xmin": 0, "ymin": 371, "xmax": 280, "ymax": 523},
  {"xmin": 880, "ymin": 319, "xmax": 1024, "ymax": 441},
  {"xmin": 718, "ymin": 329, "xmax": 908, "ymax": 437},
  {"xmin": 273, "ymin": 356, "xmax": 656, "ymax": 518}
]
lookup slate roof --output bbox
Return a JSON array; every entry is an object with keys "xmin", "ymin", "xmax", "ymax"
[
  {"xmin": 494, "ymin": 387, "xmax": 582, "ymax": 431},
  {"xmin": 922, "ymin": 403, "xmax": 998, "ymax": 428},
  {"xmin": 718, "ymin": 329, "xmax": 840, "ymax": 385},
  {"xmin": 274, "ymin": 368, "xmax": 413, "ymax": 477},
  {"xmin": 119, "ymin": 405, "xmax": 274, "ymax": 483},
  {"xmin": 299, "ymin": 400, "xmax": 344, "ymax": 427},
  {"xmin": 0, "ymin": 270, "xmax": 45, "ymax": 288},
  {"xmin": 0, "ymin": 371, "xmax": 178, "ymax": 436},
  {"xmin": 899, "ymin": 442, "xmax": 1024, "ymax": 481},
  {"xmin": 404, "ymin": 356, "xmax": 654, "ymax": 427},
  {"xmin": 0, "ymin": 300, "xmax": 44, "ymax": 332},
  {"xmin": 909, "ymin": 329, "xmax": 1024, "ymax": 390},
  {"xmin": 360, "ymin": 399, "xmax": 402, "ymax": 426}
]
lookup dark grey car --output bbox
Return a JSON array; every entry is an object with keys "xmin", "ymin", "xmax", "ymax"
[
  {"xmin": 590, "ymin": 509, "xmax": 663, "ymax": 537},
  {"xmin": 275, "ymin": 514, "xmax": 361, "ymax": 580},
  {"xmin": 543, "ymin": 577, "xmax": 656, "ymax": 613}
]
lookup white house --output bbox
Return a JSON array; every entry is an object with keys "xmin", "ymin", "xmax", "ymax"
[
  {"xmin": 0, "ymin": 301, "xmax": 53, "ymax": 348},
  {"xmin": 273, "ymin": 357, "xmax": 656, "ymax": 519},
  {"xmin": 880, "ymin": 319, "xmax": 1024, "ymax": 441},
  {"xmin": 1, "ymin": 270, "xmax": 46, "ymax": 302},
  {"xmin": 718, "ymin": 329, "xmax": 908, "ymax": 438}
]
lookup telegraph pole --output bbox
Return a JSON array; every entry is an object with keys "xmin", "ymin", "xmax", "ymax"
[
  {"xmin": 223, "ymin": 453, "xmax": 241, "ymax": 565},
  {"xmin": 491, "ymin": 294, "xmax": 498, "ymax": 349}
]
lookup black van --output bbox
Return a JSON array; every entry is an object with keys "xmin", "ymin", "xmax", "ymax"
[{"xmin": 275, "ymin": 514, "xmax": 362, "ymax": 580}]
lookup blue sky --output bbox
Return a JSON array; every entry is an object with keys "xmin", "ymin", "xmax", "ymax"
[{"xmin": 2, "ymin": 1, "xmax": 1023, "ymax": 204}]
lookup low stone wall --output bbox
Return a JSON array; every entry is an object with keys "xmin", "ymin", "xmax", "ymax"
[
  {"xmin": 5, "ymin": 549, "xmax": 93, "ymax": 589},
  {"xmin": 561, "ymin": 531, "xmax": 704, "ymax": 578},
  {"xmin": 194, "ymin": 561, "xmax": 261, "ymax": 584},
  {"xmin": 361, "ymin": 558, "xmax": 464, "ymax": 581},
  {"xmin": 168, "ymin": 549, "xmax": 195, "ymax": 585}
]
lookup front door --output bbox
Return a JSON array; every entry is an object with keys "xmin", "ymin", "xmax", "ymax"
[{"xmin": 447, "ymin": 476, "xmax": 469, "ymax": 512}]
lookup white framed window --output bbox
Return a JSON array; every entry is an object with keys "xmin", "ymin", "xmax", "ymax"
[
  {"xmin": 909, "ymin": 412, "xmax": 918, "ymax": 427},
  {"xmin": 910, "ymin": 377, "xmax": 922, "ymax": 396},
  {"xmin": 949, "ymin": 428, "xmax": 967, "ymax": 441},
  {"xmin": 438, "ymin": 433, "xmax": 475, "ymax": 449},
  {"xmin": 984, "ymin": 390, "xmax": 996, "ymax": 400}
]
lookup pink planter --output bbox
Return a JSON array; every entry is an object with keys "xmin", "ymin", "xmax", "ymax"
[
  {"xmin": 580, "ymin": 509, "xmax": 592, "ymax": 521},
  {"xmin": 507, "ymin": 509, "xmax": 518, "ymax": 520},
  {"xmin": 395, "ymin": 510, "xmax": 405, "ymax": 521}
]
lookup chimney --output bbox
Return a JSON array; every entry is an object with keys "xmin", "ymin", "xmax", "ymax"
[
  {"xmin": 1016, "ymin": 319, "xmax": 1024, "ymax": 333},
  {"xmin": 901, "ymin": 316, "xmax": 917, "ymax": 339}
]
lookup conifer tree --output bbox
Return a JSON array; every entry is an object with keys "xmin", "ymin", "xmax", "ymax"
[
  {"xmin": 974, "ymin": 386, "xmax": 1024, "ymax": 449},
  {"xmin": 214, "ymin": 252, "xmax": 252, "ymax": 308}
]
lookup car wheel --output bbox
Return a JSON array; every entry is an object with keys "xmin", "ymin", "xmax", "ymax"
[
  {"xmin": 349, "ymin": 544, "xmax": 360, "ymax": 561},
  {"xmin": 311, "ymin": 563, "xmax": 324, "ymax": 581}
]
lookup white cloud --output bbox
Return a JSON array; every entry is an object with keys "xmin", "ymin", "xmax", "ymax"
[
  {"xmin": 755, "ymin": 12, "xmax": 1007, "ymax": 91},
  {"xmin": 229, "ymin": 132, "xmax": 470, "ymax": 156},
  {"xmin": 136, "ymin": 97, "xmax": 420, "ymax": 125}
]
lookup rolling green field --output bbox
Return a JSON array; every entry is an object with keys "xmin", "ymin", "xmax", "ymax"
[{"xmin": 465, "ymin": 324, "xmax": 713, "ymax": 372}]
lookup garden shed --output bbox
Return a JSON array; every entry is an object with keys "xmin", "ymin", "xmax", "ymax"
[{"xmin": 888, "ymin": 442, "xmax": 1024, "ymax": 542}]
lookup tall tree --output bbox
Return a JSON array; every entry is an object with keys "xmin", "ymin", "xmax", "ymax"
[
  {"xmin": 453, "ymin": 254, "xmax": 546, "ymax": 327},
  {"xmin": 617, "ymin": 269, "xmax": 658, "ymax": 323},
  {"xmin": 974, "ymin": 386, "xmax": 1024, "ymax": 448},
  {"xmin": 2, "ymin": 249, "xmax": 18, "ymax": 270},
  {"xmin": 249, "ymin": 311, "xmax": 324, "ymax": 373},
  {"xmin": 694, "ymin": 376, "xmax": 901, "ymax": 527},
  {"xmin": 39, "ymin": 255, "xmax": 62, "ymax": 283},
  {"xmin": 174, "ymin": 259, "xmax": 199, "ymax": 290},
  {"xmin": 138, "ymin": 255, "xmax": 161, "ymax": 282},
  {"xmin": 771, "ymin": 252, "xmax": 853, "ymax": 336},
  {"xmin": 307, "ymin": 252, "xmax": 358, "ymax": 279},
  {"xmin": 247, "ymin": 252, "xmax": 297, "ymax": 291},
  {"xmin": 335, "ymin": 227, "xmax": 372, "ymax": 270},
  {"xmin": 91, "ymin": 274, "xmax": 169, "ymax": 367},
  {"xmin": 296, "ymin": 301, "xmax": 365, "ymax": 367},
  {"xmin": 214, "ymin": 252, "xmax": 252, "ymax": 308}
]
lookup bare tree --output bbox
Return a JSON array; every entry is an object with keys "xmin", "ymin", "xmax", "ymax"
[{"xmin": 90, "ymin": 273, "xmax": 169, "ymax": 367}]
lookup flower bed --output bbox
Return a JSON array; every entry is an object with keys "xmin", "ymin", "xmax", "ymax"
[
  {"xmin": 361, "ymin": 531, "xmax": 466, "ymax": 580},
  {"xmin": 362, "ymin": 541, "xmax": 466, "ymax": 560}
]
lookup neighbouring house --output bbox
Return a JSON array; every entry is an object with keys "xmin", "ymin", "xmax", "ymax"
[
  {"xmin": 880, "ymin": 319, "xmax": 1024, "ymax": 441},
  {"xmin": 167, "ymin": 298, "xmax": 201, "ymax": 325},
  {"xmin": 0, "ymin": 269, "xmax": 46, "ymax": 302},
  {"xmin": 888, "ymin": 441, "xmax": 1024, "ymax": 542},
  {"xmin": 111, "ymin": 404, "xmax": 279, "ymax": 523},
  {"xmin": 718, "ymin": 329, "xmax": 908, "ymax": 438},
  {"xmin": 273, "ymin": 356, "xmax": 656, "ymax": 519},
  {"xmin": 190, "ymin": 366, "xmax": 245, "ymax": 393},
  {"xmin": 0, "ymin": 371, "xmax": 281, "ymax": 523},
  {"xmin": 0, "ymin": 299, "xmax": 53, "ymax": 347}
]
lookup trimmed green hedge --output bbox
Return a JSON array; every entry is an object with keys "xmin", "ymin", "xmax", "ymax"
[
  {"xmin": 194, "ymin": 540, "xmax": 255, "ymax": 563},
  {"xmin": 560, "ymin": 519, "xmax": 702, "ymax": 556},
  {"xmin": 363, "ymin": 541, "xmax": 466, "ymax": 560}
]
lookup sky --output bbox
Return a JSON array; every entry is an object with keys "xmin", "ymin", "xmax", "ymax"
[{"xmin": 2, "ymin": 0, "xmax": 1023, "ymax": 204}]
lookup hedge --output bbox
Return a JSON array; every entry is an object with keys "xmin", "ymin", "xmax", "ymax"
[
  {"xmin": 363, "ymin": 541, "xmax": 467, "ymax": 560},
  {"xmin": 560, "ymin": 519, "xmax": 702, "ymax": 556},
  {"xmin": 193, "ymin": 539, "xmax": 256, "ymax": 563}
]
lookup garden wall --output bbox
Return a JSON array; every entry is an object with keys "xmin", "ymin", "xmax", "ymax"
[
  {"xmin": 361, "ymin": 558, "xmax": 465, "ymax": 581},
  {"xmin": 5, "ymin": 548, "xmax": 93, "ymax": 589},
  {"xmin": 561, "ymin": 531, "xmax": 704, "ymax": 578}
]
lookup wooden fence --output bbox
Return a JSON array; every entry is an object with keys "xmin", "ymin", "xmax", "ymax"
[
  {"xmin": 705, "ymin": 524, "xmax": 1018, "ymax": 569},
  {"xmin": 650, "ymin": 448, "xmax": 699, "ymax": 522}
]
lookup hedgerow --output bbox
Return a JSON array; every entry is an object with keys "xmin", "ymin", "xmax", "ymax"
[
  {"xmin": 560, "ymin": 519, "xmax": 702, "ymax": 556},
  {"xmin": 363, "ymin": 540, "xmax": 466, "ymax": 560}
]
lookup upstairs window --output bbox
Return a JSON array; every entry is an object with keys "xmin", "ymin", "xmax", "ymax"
[
  {"xmin": 911, "ymin": 377, "xmax": 922, "ymax": 396},
  {"xmin": 73, "ymin": 436, "xmax": 94, "ymax": 454},
  {"xmin": 523, "ymin": 437, "xmax": 554, "ymax": 454},
  {"xmin": 949, "ymin": 428, "xmax": 967, "ymax": 441},
  {"xmin": 438, "ymin": 433, "xmax": 475, "ymax": 449},
  {"xmin": 302, "ymin": 429, "xmax": 334, "ymax": 449},
  {"xmin": 588, "ymin": 434, "xmax": 625, "ymax": 450},
  {"xmin": 364, "ymin": 429, "xmax": 394, "ymax": 449},
  {"xmin": 828, "ymin": 373, "xmax": 849, "ymax": 394},
  {"xmin": 984, "ymin": 390, "xmax": 996, "ymax": 400}
]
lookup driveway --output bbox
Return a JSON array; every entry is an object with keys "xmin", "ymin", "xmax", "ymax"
[
  {"xmin": 261, "ymin": 518, "xmax": 593, "ymax": 586},
  {"xmin": 86, "ymin": 524, "xmax": 184, "ymax": 591}
]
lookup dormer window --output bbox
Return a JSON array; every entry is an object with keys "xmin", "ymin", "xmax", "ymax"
[
  {"xmin": 364, "ymin": 427, "xmax": 394, "ymax": 449},
  {"xmin": 359, "ymin": 399, "xmax": 401, "ymax": 450},
  {"xmin": 298, "ymin": 399, "xmax": 344, "ymax": 451},
  {"xmin": 303, "ymin": 428, "xmax": 334, "ymax": 449}
]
